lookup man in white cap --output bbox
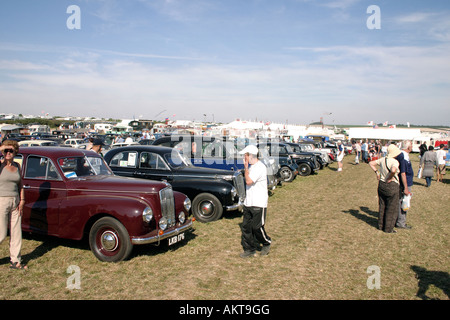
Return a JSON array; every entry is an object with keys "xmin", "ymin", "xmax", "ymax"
[
  {"xmin": 239, "ymin": 145, "xmax": 271, "ymax": 258},
  {"xmin": 337, "ymin": 140, "xmax": 344, "ymax": 172}
]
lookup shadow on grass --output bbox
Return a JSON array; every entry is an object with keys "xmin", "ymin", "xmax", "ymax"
[
  {"xmin": 411, "ymin": 265, "xmax": 450, "ymax": 300},
  {"xmin": 0, "ymin": 229, "xmax": 200, "ymax": 265},
  {"xmin": 0, "ymin": 232, "xmax": 87, "ymax": 266},
  {"xmin": 341, "ymin": 206, "xmax": 379, "ymax": 229},
  {"xmin": 223, "ymin": 209, "xmax": 243, "ymax": 220},
  {"xmin": 413, "ymin": 180, "xmax": 427, "ymax": 187},
  {"xmin": 129, "ymin": 229, "xmax": 199, "ymax": 260}
]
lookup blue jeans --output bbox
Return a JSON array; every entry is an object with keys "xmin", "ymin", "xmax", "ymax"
[{"xmin": 425, "ymin": 177, "xmax": 432, "ymax": 187}]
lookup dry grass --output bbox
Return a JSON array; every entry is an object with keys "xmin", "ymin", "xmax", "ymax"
[{"xmin": 1, "ymin": 153, "xmax": 449, "ymax": 300}]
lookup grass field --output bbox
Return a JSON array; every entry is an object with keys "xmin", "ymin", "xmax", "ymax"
[{"xmin": 1, "ymin": 153, "xmax": 449, "ymax": 300}]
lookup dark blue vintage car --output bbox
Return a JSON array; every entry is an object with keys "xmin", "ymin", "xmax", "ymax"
[
  {"xmin": 104, "ymin": 145, "xmax": 246, "ymax": 223},
  {"xmin": 152, "ymin": 135, "xmax": 242, "ymax": 171},
  {"xmin": 151, "ymin": 135, "xmax": 287, "ymax": 186}
]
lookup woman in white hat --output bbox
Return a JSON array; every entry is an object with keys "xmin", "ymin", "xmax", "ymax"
[{"xmin": 369, "ymin": 144, "xmax": 401, "ymax": 233}]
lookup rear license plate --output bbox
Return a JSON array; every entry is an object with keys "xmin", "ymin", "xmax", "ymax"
[{"xmin": 168, "ymin": 233, "xmax": 185, "ymax": 246}]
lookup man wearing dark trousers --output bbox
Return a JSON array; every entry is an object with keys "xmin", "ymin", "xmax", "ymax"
[
  {"xmin": 239, "ymin": 145, "xmax": 271, "ymax": 258},
  {"xmin": 396, "ymin": 140, "xmax": 414, "ymax": 229}
]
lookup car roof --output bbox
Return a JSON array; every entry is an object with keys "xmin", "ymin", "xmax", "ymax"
[
  {"xmin": 18, "ymin": 146, "xmax": 99, "ymax": 157},
  {"xmin": 18, "ymin": 139, "xmax": 57, "ymax": 144},
  {"xmin": 107, "ymin": 145, "xmax": 175, "ymax": 153}
]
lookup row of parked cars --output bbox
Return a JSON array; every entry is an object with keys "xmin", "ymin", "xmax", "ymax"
[{"xmin": 10, "ymin": 134, "xmax": 338, "ymax": 262}]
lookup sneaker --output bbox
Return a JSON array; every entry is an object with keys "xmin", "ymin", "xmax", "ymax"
[
  {"xmin": 396, "ymin": 225, "xmax": 412, "ymax": 229},
  {"xmin": 260, "ymin": 245, "xmax": 271, "ymax": 256},
  {"xmin": 240, "ymin": 251, "xmax": 256, "ymax": 258}
]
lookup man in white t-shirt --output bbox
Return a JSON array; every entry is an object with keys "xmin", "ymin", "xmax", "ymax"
[
  {"xmin": 239, "ymin": 145, "xmax": 271, "ymax": 258},
  {"xmin": 436, "ymin": 144, "xmax": 447, "ymax": 183}
]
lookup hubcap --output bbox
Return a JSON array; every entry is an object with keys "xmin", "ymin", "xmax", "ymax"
[
  {"xmin": 281, "ymin": 169, "xmax": 291, "ymax": 180},
  {"xmin": 101, "ymin": 231, "xmax": 119, "ymax": 251},
  {"xmin": 200, "ymin": 202, "xmax": 213, "ymax": 215}
]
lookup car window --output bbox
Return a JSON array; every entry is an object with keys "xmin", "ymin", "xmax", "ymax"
[
  {"xmin": 203, "ymin": 141, "xmax": 223, "ymax": 157},
  {"xmin": 25, "ymin": 156, "xmax": 61, "ymax": 180},
  {"xmin": 14, "ymin": 155, "xmax": 23, "ymax": 169},
  {"xmin": 58, "ymin": 156, "xmax": 112, "ymax": 178},
  {"xmin": 109, "ymin": 151, "xmax": 137, "ymax": 168},
  {"xmin": 139, "ymin": 152, "xmax": 169, "ymax": 170},
  {"xmin": 59, "ymin": 156, "xmax": 112, "ymax": 178}
]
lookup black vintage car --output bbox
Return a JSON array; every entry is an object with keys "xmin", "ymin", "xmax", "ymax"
[
  {"xmin": 286, "ymin": 142, "xmax": 329, "ymax": 169},
  {"xmin": 104, "ymin": 146, "xmax": 246, "ymax": 223}
]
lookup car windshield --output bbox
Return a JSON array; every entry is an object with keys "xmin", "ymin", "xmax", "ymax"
[
  {"xmin": 163, "ymin": 149, "xmax": 192, "ymax": 169},
  {"xmin": 59, "ymin": 156, "xmax": 113, "ymax": 178}
]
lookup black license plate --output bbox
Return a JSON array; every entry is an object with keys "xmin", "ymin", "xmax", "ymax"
[{"xmin": 168, "ymin": 233, "xmax": 185, "ymax": 246}]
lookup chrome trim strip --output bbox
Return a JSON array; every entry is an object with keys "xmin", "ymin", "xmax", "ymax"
[{"xmin": 131, "ymin": 220, "xmax": 193, "ymax": 245}]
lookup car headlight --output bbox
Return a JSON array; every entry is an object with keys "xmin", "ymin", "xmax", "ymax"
[
  {"xmin": 231, "ymin": 187, "xmax": 237, "ymax": 199},
  {"xmin": 178, "ymin": 211, "xmax": 186, "ymax": 224},
  {"xmin": 221, "ymin": 174, "xmax": 233, "ymax": 181},
  {"xmin": 184, "ymin": 197, "xmax": 191, "ymax": 211},
  {"xmin": 159, "ymin": 217, "xmax": 168, "ymax": 231},
  {"xmin": 143, "ymin": 207, "xmax": 153, "ymax": 223}
]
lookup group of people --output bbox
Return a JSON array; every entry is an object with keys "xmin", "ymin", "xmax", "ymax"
[
  {"xmin": 419, "ymin": 143, "xmax": 448, "ymax": 187},
  {"xmin": 369, "ymin": 140, "xmax": 447, "ymax": 233},
  {"xmin": 353, "ymin": 139, "xmax": 388, "ymax": 164}
]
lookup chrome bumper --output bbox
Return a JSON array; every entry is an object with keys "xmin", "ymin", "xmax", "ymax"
[
  {"xmin": 226, "ymin": 200, "xmax": 244, "ymax": 212},
  {"xmin": 131, "ymin": 220, "xmax": 194, "ymax": 245}
]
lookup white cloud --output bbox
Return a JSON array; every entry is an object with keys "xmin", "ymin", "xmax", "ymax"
[
  {"xmin": 138, "ymin": 0, "xmax": 216, "ymax": 22},
  {"xmin": 395, "ymin": 12, "xmax": 435, "ymax": 24},
  {"xmin": 1, "ymin": 42, "xmax": 449, "ymax": 124},
  {"xmin": 320, "ymin": 0, "xmax": 360, "ymax": 10},
  {"xmin": 0, "ymin": 60, "xmax": 49, "ymax": 71},
  {"xmin": 393, "ymin": 11, "xmax": 450, "ymax": 42}
]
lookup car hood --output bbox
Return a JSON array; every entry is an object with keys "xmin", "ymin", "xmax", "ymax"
[
  {"xmin": 291, "ymin": 152, "xmax": 316, "ymax": 157},
  {"xmin": 66, "ymin": 174, "xmax": 170, "ymax": 194},
  {"xmin": 174, "ymin": 165, "xmax": 236, "ymax": 180}
]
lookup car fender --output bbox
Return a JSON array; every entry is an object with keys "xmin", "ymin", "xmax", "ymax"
[
  {"xmin": 171, "ymin": 178, "xmax": 234, "ymax": 206},
  {"xmin": 58, "ymin": 194, "xmax": 156, "ymax": 240}
]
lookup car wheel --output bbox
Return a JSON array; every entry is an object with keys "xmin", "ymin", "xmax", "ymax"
[
  {"xmin": 192, "ymin": 193, "xmax": 223, "ymax": 223},
  {"xmin": 279, "ymin": 166, "xmax": 294, "ymax": 182},
  {"xmin": 89, "ymin": 217, "xmax": 133, "ymax": 262},
  {"xmin": 298, "ymin": 163, "xmax": 312, "ymax": 176}
]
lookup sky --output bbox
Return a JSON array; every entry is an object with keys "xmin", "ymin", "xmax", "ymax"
[{"xmin": 0, "ymin": 0, "xmax": 449, "ymax": 126}]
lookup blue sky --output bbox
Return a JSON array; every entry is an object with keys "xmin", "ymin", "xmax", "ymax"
[{"xmin": 1, "ymin": 0, "xmax": 449, "ymax": 125}]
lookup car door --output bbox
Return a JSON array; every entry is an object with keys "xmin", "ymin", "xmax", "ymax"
[
  {"xmin": 135, "ymin": 151, "xmax": 174, "ymax": 183},
  {"xmin": 21, "ymin": 154, "xmax": 66, "ymax": 236},
  {"xmin": 106, "ymin": 150, "xmax": 138, "ymax": 178}
]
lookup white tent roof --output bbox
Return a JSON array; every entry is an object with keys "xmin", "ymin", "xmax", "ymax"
[{"xmin": 347, "ymin": 128, "xmax": 422, "ymax": 141}]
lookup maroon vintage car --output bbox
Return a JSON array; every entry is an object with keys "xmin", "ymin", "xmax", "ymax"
[{"xmin": 15, "ymin": 147, "xmax": 193, "ymax": 262}]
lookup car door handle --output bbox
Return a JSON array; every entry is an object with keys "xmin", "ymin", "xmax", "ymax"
[{"xmin": 23, "ymin": 185, "xmax": 31, "ymax": 189}]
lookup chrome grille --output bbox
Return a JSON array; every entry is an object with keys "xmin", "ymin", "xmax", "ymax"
[
  {"xmin": 159, "ymin": 187, "xmax": 176, "ymax": 228},
  {"xmin": 233, "ymin": 171, "xmax": 246, "ymax": 200},
  {"xmin": 314, "ymin": 156, "xmax": 320, "ymax": 169}
]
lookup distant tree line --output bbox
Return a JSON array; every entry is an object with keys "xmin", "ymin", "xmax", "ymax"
[{"xmin": 1, "ymin": 118, "xmax": 74, "ymax": 128}]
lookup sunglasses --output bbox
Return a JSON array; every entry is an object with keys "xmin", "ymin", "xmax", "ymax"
[{"xmin": 3, "ymin": 149, "xmax": 15, "ymax": 154}]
